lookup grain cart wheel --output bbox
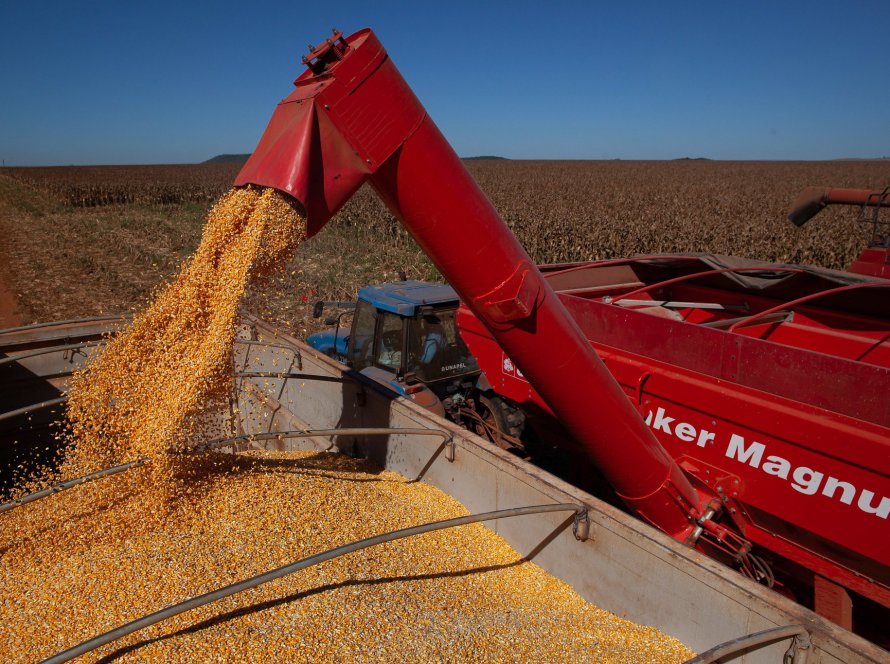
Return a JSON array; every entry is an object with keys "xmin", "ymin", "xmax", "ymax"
[{"xmin": 475, "ymin": 395, "xmax": 526, "ymax": 455}]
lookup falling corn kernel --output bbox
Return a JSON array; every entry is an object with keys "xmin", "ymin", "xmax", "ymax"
[{"xmin": 55, "ymin": 185, "xmax": 307, "ymax": 495}]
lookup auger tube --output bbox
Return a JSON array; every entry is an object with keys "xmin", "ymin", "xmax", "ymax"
[
  {"xmin": 235, "ymin": 28, "xmax": 710, "ymax": 539},
  {"xmin": 788, "ymin": 186, "xmax": 890, "ymax": 227}
]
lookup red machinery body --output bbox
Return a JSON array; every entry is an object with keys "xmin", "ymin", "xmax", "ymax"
[
  {"xmin": 457, "ymin": 255, "xmax": 890, "ymax": 611},
  {"xmin": 236, "ymin": 28, "xmax": 711, "ymax": 540},
  {"xmin": 789, "ymin": 187, "xmax": 890, "ymax": 278},
  {"xmin": 236, "ymin": 28, "xmax": 889, "ymax": 635}
]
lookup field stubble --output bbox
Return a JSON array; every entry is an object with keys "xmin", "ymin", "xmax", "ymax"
[{"xmin": 2, "ymin": 159, "xmax": 889, "ymax": 332}]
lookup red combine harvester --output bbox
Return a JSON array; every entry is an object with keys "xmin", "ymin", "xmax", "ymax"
[{"xmin": 234, "ymin": 29, "xmax": 889, "ymax": 643}]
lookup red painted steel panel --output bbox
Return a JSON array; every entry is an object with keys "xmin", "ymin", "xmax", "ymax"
[
  {"xmin": 851, "ymin": 248, "xmax": 890, "ymax": 278},
  {"xmin": 557, "ymin": 294, "xmax": 890, "ymax": 427},
  {"xmin": 457, "ymin": 268, "xmax": 890, "ymax": 607}
]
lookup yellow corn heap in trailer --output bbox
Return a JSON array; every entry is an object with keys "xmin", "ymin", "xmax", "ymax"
[
  {"xmin": 1, "ymin": 449, "xmax": 693, "ymax": 661},
  {"xmin": 0, "ymin": 186, "xmax": 693, "ymax": 662}
]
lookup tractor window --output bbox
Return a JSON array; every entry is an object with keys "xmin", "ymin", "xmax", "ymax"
[
  {"xmin": 407, "ymin": 310, "xmax": 480, "ymax": 382},
  {"xmin": 347, "ymin": 300, "xmax": 376, "ymax": 371},
  {"xmin": 374, "ymin": 312, "xmax": 404, "ymax": 372}
]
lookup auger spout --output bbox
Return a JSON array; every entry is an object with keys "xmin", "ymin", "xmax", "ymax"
[{"xmin": 235, "ymin": 28, "xmax": 713, "ymax": 541}]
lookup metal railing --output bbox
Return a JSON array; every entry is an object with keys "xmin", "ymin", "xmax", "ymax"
[
  {"xmin": 0, "ymin": 396, "xmax": 67, "ymax": 423},
  {"xmin": 685, "ymin": 624, "xmax": 811, "ymax": 664},
  {"xmin": 0, "ymin": 340, "xmax": 104, "ymax": 366},
  {"xmin": 0, "ymin": 428, "xmax": 452, "ymax": 514}
]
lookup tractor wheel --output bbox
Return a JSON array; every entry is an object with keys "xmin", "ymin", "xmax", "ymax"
[{"xmin": 474, "ymin": 395, "xmax": 525, "ymax": 453}]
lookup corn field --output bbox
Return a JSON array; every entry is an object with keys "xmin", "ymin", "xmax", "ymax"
[
  {"xmin": 3, "ymin": 164, "xmax": 239, "ymax": 207},
  {"xmin": 2, "ymin": 159, "xmax": 889, "ymax": 330}
]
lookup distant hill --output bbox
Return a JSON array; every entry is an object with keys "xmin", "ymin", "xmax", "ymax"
[
  {"xmin": 203, "ymin": 154, "xmax": 509, "ymax": 165},
  {"xmin": 203, "ymin": 154, "xmax": 251, "ymax": 165},
  {"xmin": 673, "ymin": 157, "xmax": 712, "ymax": 161}
]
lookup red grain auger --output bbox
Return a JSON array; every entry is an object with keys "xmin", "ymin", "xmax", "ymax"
[{"xmin": 236, "ymin": 28, "xmax": 889, "ymax": 642}]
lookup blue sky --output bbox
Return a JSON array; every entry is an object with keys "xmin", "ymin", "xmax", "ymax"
[{"xmin": 1, "ymin": 1, "xmax": 887, "ymax": 165}]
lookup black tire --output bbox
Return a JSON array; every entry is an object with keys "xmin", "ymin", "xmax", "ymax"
[{"xmin": 475, "ymin": 394, "xmax": 526, "ymax": 452}]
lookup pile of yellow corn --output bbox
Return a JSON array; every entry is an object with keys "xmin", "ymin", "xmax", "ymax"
[
  {"xmin": 1, "ymin": 186, "xmax": 694, "ymax": 661},
  {"xmin": 1, "ymin": 449, "xmax": 694, "ymax": 661}
]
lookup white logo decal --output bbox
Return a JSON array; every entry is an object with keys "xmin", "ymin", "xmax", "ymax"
[
  {"xmin": 502, "ymin": 354, "xmax": 526, "ymax": 382},
  {"xmin": 644, "ymin": 406, "xmax": 889, "ymax": 520}
]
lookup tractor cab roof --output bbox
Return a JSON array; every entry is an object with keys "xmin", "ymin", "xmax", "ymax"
[{"xmin": 358, "ymin": 280, "xmax": 458, "ymax": 316}]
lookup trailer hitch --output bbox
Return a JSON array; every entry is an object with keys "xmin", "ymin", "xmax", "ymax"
[{"xmin": 690, "ymin": 503, "xmax": 769, "ymax": 587}]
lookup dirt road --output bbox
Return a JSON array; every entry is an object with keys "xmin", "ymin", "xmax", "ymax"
[{"xmin": 0, "ymin": 274, "xmax": 20, "ymax": 328}]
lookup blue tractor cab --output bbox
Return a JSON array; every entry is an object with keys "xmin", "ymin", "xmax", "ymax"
[
  {"xmin": 359, "ymin": 280, "xmax": 459, "ymax": 316},
  {"xmin": 307, "ymin": 280, "xmax": 482, "ymax": 416},
  {"xmin": 308, "ymin": 281, "xmax": 525, "ymax": 454}
]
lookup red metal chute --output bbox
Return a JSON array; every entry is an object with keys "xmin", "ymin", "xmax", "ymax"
[
  {"xmin": 788, "ymin": 186, "xmax": 890, "ymax": 278},
  {"xmin": 235, "ymin": 28, "xmax": 715, "ymax": 541}
]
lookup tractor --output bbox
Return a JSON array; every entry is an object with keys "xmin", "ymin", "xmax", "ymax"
[{"xmin": 308, "ymin": 280, "xmax": 525, "ymax": 450}]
